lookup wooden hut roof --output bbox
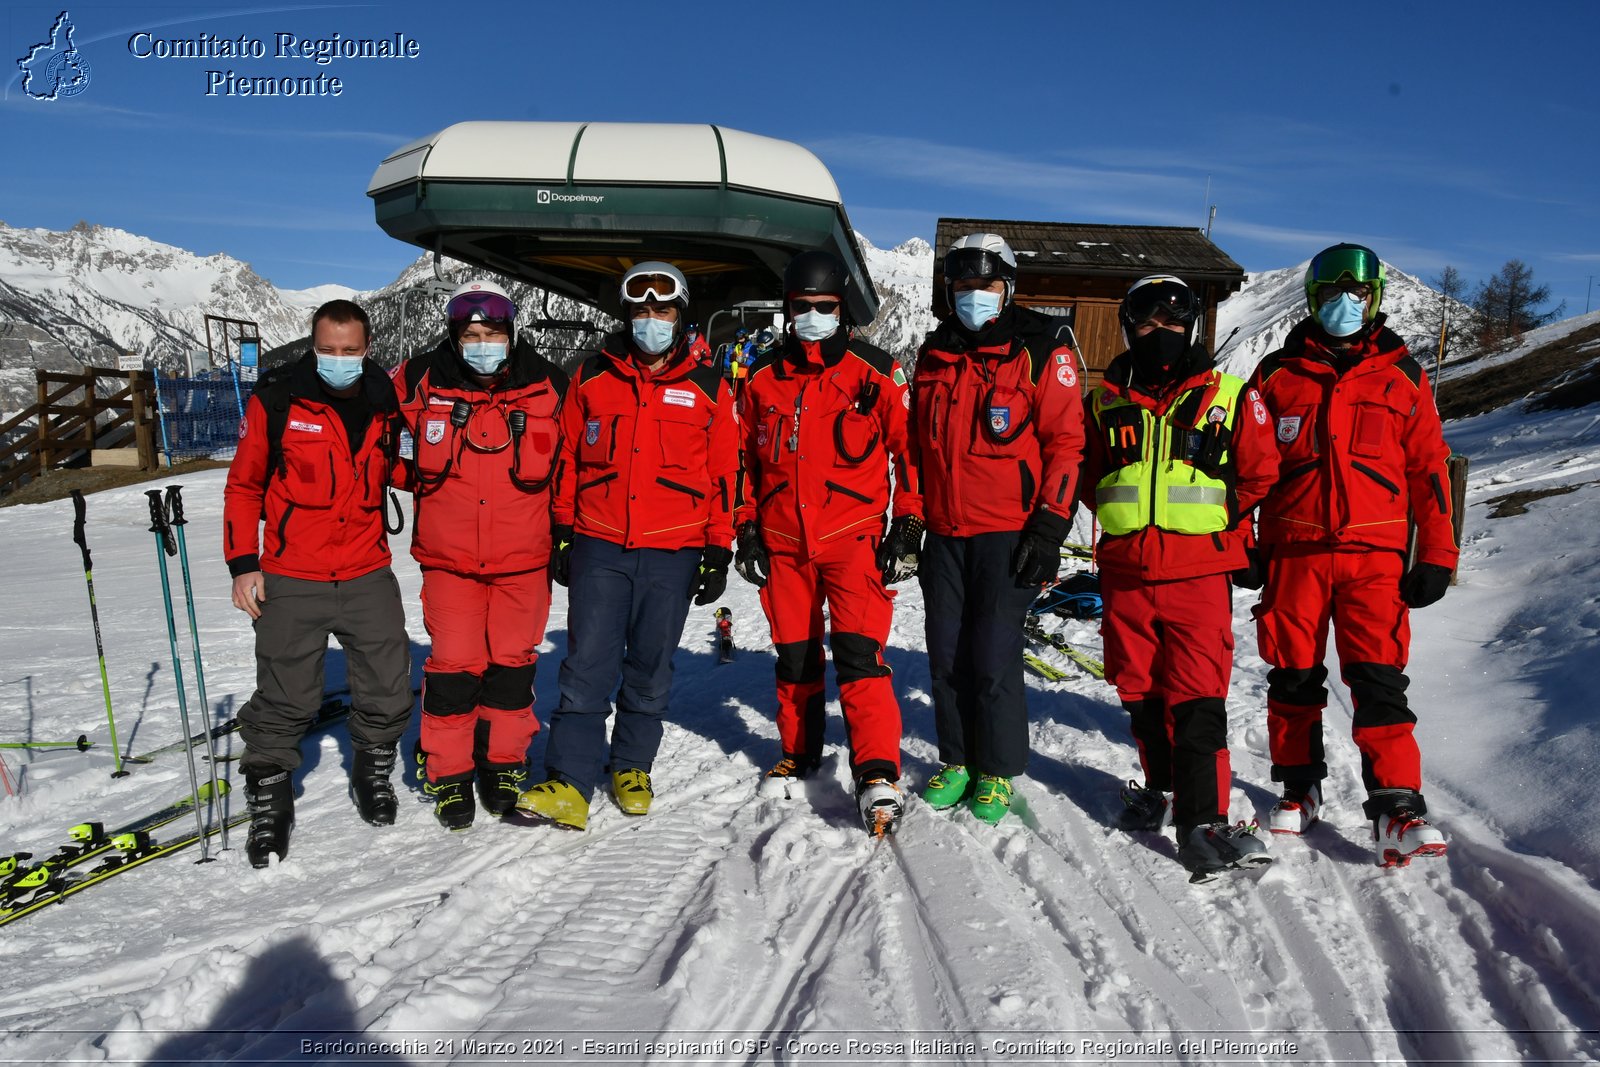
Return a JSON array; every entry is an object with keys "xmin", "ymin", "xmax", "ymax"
[{"xmin": 934, "ymin": 219, "xmax": 1245, "ymax": 287}]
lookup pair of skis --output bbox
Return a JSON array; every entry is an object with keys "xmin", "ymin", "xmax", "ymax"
[{"xmin": 1023, "ymin": 617, "xmax": 1106, "ymax": 681}]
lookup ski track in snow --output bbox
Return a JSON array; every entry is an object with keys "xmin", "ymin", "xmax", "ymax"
[{"xmin": 3, "ymin": 461, "xmax": 1600, "ymax": 1063}]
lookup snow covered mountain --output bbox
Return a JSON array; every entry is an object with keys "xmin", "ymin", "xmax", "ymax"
[
  {"xmin": 1214, "ymin": 259, "xmax": 1471, "ymax": 381},
  {"xmin": 854, "ymin": 235, "xmax": 936, "ymax": 364},
  {"xmin": 0, "ymin": 221, "xmax": 315, "ymax": 367}
]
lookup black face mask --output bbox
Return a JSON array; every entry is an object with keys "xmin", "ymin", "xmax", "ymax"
[{"xmin": 1129, "ymin": 328, "xmax": 1189, "ymax": 373}]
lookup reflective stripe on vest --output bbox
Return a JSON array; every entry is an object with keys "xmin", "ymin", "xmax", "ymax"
[{"xmin": 1091, "ymin": 373, "xmax": 1246, "ymax": 536}]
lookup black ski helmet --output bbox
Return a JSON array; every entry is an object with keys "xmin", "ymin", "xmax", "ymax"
[{"xmin": 783, "ymin": 250, "xmax": 851, "ymax": 321}]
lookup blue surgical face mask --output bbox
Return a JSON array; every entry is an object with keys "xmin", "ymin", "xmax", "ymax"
[
  {"xmin": 954, "ymin": 289, "xmax": 1003, "ymax": 332},
  {"xmin": 631, "ymin": 316, "xmax": 676, "ymax": 356},
  {"xmin": 462, "ymin": 340, "xmax": 509, "ymax": 375},
  {"xmin": 792, "ymin": 310, "xmax": 839, "ymax": 342},
  {"xmin": 1316, "ymin": 292, "xmax": 1368, "ymax": 338},
  {"xmin": 316, "ymin": 353, "xmax": 364, "ymax": 391}
]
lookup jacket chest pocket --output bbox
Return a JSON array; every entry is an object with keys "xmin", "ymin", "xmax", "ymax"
[
  {"xmin": 973, "ymin": 383, "xmax": 1033, "ymax": 457},
  {"xmin": 578, "ymin": 401, "xmax": 629, "ymax": 466},
  {"xmin": 510, "ymin": 391, "xmax": 560, "ymax": 490},
  {"xmin": 1349, "ymin": 394, "xmax": 1410, "ymax": 460},
  {"xmin": 832, "ymin": 407, "xmax": 880, "ymax": 466},
  {"xmin": 656, "ymin": 401, "xmax": 710, "ymax": 471},
  {"xmin": 413, "ymin": 407, "xmax": 461, "ymax": 481},
  {"xmin": 283, "ymin": 432, "xmax": 339, "ymax": 508}
]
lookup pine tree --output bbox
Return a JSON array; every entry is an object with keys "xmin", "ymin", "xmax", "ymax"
[{"xmin": 1472, "ymin": 260, "xmax": 1566, "ymax": 349}]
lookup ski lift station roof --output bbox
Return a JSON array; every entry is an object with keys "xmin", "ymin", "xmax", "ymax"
[{"xmin": 368, "ymin": 121, "xmax": 879, "ymax": 324}]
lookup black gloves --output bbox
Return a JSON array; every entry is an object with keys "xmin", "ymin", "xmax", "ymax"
[
  {"xmin": 693, "ymin": 546, "xmax": 733, "ymax": 605},
  {"xmin": 1011, "ymin": 509, "xmax": 1072, "ymax": 587},
  {"xmin": 1400, "ymin": 562, "xmax": 1452, "ymax": 608},
  {"xmin": 876, "ymin": 515, "xmax": 925, "ymax": 585},
  {"xmin": 734, "ymin": 522, "xmax": 771, "ymax": 588},
  {"xmin": 551, "ymin": 525, "xmax": 574, "ymax": 587},
  {"xmin": 1231, "ymin": 546, "xmax": 1265, "ymax": 590}
]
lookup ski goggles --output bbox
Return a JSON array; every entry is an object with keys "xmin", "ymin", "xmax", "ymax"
[
  {"xmin": 944, "ymin": 247, "xmax": 1013, "ymax": 283},
  {"xmin": 1309, "ymin": 245, "xmax": 1382, "ymax": 286},
  {"xmin": 1122, "ymin": 278, "xmax": 1199, "ymax": 326},
  {"xmin": 789, "ymin": 298, "xmax": 840, "ymax": 315},
  {"xmin": 622, "ymin": 272, "xmax": 687, "ymax": 304},
  {"xmin": 445, "ymin": 290, "xmax": 516, "ymax": 328},
  {"xmin": 1314, "ymin": 281, "xmax": 1375, "ymax": 300}
]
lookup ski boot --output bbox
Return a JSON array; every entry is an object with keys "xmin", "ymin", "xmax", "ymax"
[
  {"xmin": 1115, "ymin": 779, "xmax": 1170, "ymax": 832},
  {"xmin": 424, "ymin": 772, "xmax": 476, "ymax": 831},
  {"xmin": 1177, "ymin": 821, "xmax": 1271, "ymax": 883},
  {"xmin": 1374, "ymin": 807, "xmax": 1447, "ymax": 867},
  {"xmin": 758, "ymin": 755, "xmax": 820, "ymax": 800},
  {"xmin": 515, "ymin": 779, "xmax": 589, "ymax": 830},
  {"xmin": 922, "ymin": 764, "xmax": 973, "ymax": 810},
  {"xmin": 611, "ymin": 769, "xmax": 653, "ymax": 816},
  {"xmin": 857, "ymin": 777, "xmax": 905, "ymax": 837},
  {"xmin": 1267, "ymin": 783, "xmax": 1322, "ymax": 836},
  {"xmin": 349, "ymin": 745, "xmax": 398, "ymax": 826},
  {"xmin": 245, "ymin": 771, "xmax": 295, "ymax": 869},
  {"xmin": 969, "ymin": 775, "xmax": 1013, "ymax": 826},
  {"xmin": 476, "ymin": 762, "xmax": 530, "ymax": 819}
]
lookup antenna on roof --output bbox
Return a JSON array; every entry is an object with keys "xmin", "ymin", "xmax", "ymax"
[
  {"xmin": 1205, "ymin": 205, "xmax": 1217, "ymax": 240},
  {"xmin": 1202, "ymin": 176, "xmax": 1211, "ymax": 227}
]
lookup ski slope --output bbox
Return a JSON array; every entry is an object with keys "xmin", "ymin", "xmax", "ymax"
[{"xmin": 2, "ymin": 389, "xmax": 1600, "ymax": 1064}]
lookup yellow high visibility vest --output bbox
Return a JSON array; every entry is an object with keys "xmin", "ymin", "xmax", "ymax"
[{"xmin": 1089, "ymin": 372, "xmax": 1246, "ymax": 536}]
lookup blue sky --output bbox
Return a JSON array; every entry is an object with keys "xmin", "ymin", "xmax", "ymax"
[{"xmin": 4, "ymin": 0, "xmax": 1597, "ymax": 315}]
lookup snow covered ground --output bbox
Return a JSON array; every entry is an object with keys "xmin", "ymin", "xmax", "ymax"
[{"xmin": 2, "ymin": 378, "xmax": 1600, "ymax": 1064}]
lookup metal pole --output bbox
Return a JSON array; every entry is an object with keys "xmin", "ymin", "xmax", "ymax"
[
  {"xmin": 145, "ymin": 490, "xmax": 213, "ymax": 861},
  {"xmin": 165, "ymin": 485, "xmax": 229, "ymax": 851},
  {"xmin": 69, "ymin": 490, "xmax": 125, "ymax": 776}
]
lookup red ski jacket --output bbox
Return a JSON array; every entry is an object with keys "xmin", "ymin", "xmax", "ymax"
[
  {"xmin": 223, "ymin": 355, "xmax": 400, "ymax": 582},
  {"xmin": 912, "ymin": 307, "xmax": 1085, "ymax": 537},
  {"xmin": 1081, "ymin": 345, "xmax": 1280, "ymax": 581},
  {"xmin": 735, "ymin": 331, "xmax": 920, "ymax": 559},
  {"xmin": 554, "ymin": 333, "xmax": 738, "ymax": 552},
  {"xmin": 394, "ymin": 340, "xmax": 568, "ymax": 576},
  {"xmin": 1248, "ymin": 317, "xmax": 1459, "ymax": 568}
]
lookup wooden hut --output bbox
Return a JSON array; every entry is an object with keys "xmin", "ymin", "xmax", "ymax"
[{"xmin": 932, "ymin": 219, "xmax": 1246, "ymax": 384}]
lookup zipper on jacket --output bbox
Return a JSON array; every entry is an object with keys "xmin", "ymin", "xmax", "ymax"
[
  {"xmin": 1350, "ymin": 460, "xmax": 1400, "ymax": 498},
  {"xmin": 273, "ymin": 503, "xmax": 295, "ymax": 557},
  {"xmin": 656, "ymin": 476, "xmax": 705, "ymax": 502},
  {"xmin": 758, "ymin": 479, "xmax": 790, "ymax": 508},
  {"xmin": 579, "ymin": 471, "xmax": 618, "ymax": 493},
  {"xmin": 1018, "ymin": 461, "xmax": 1035, "ymax": 512},
  {"xmin": 1281, "ymin": 459, "xmax": 1319, "ymax": 484},
  {"xmin": 823, "ymin": 480, "xmax": 873, "ymax": 506}
]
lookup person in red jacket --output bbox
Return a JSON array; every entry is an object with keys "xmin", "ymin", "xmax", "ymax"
[
  {"xmin": 393, "ymin": 280, "xmax": 568, "ymax": 830},
  {"xmin": 223, "ymin": 299, "xmax": 412, "ymax": 868},
  {"xmin": 733, "ymin": 250, "xmax": 922, "ymax": 836},
  {"xmin": 1248, "ymin": 243, "xmax": 1458, "ymax": 867},
  {"xmin": 912, "ymin": 233, "xmax": 1086, "ymax": 825},
  {"xmin": 1081, "ymin": 276, "xmax": 1280, "ymax": 880},
  {"xmin": 515, "ymin": 262, "xmax": 738, "ymax": 831}
]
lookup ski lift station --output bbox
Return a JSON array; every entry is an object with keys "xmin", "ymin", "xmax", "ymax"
[{"xmin": 367, "ymin": 121, "xmax": 878, "ymax": 332}]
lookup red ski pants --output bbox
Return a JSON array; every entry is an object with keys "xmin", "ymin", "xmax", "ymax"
[
  {"xmin": 419, "ymin": 567, "xmax": 550, "ymax": 780},
  {"xmin": 758, "ymin": 535, "xmax": 901, "ymax": 781},
  {"xmin": 1254, "ymin": 547, "xmax": 1421, "ymax": 802},
  {"xmin": 1100, "ymin": 569, "xmax": 1233, "ymax": 825}
]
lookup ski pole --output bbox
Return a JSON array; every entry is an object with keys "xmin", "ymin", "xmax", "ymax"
[
  {"xmin": 70, "ymin": 490, "xmax": 127, "ymax": 778},
  {"xmin": 0, "ymin": 735, "xmax": 94, "ymax": 751},
  {"xmin": 164, "ymin": 484, "xmax": 228, "ymax": 852},
  {"xmin": 145, "ymin": 489, "xmax": 213, "ymax": 862}
]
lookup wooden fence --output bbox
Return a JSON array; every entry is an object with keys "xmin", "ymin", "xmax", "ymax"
[{"xmin": 0, "ymin": 367, "xmax": 159, "ymax": 496}]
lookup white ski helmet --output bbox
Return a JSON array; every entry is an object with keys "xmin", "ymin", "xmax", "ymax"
[
  {"xmin": 944, "ymin": 232, "xmax": 1018, "ymax": 304},
  {"xmin": 620, "ymin": 261, "xmax": 690, "ymax": 311},
  {"xmin": 445, "ymin": 280, "xmax": 517, "ymax": 346}
]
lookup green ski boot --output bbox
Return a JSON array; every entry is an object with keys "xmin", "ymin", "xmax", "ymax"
[
  {"xmin": 922, "ymin": 764, "xmax": 972, "ymax": 810},
  {"xmin": 969, "ymin": 775, "xmax": 1013, "ymax": 825}
]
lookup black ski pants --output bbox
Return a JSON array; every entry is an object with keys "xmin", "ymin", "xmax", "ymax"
[
  {"xmin": 240, "ymin": 568, "xmax": 413, "ymax": 777},
  {"xmin": 919, "ymin": 530, "xmax": 1038, "ymax": 778}
]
